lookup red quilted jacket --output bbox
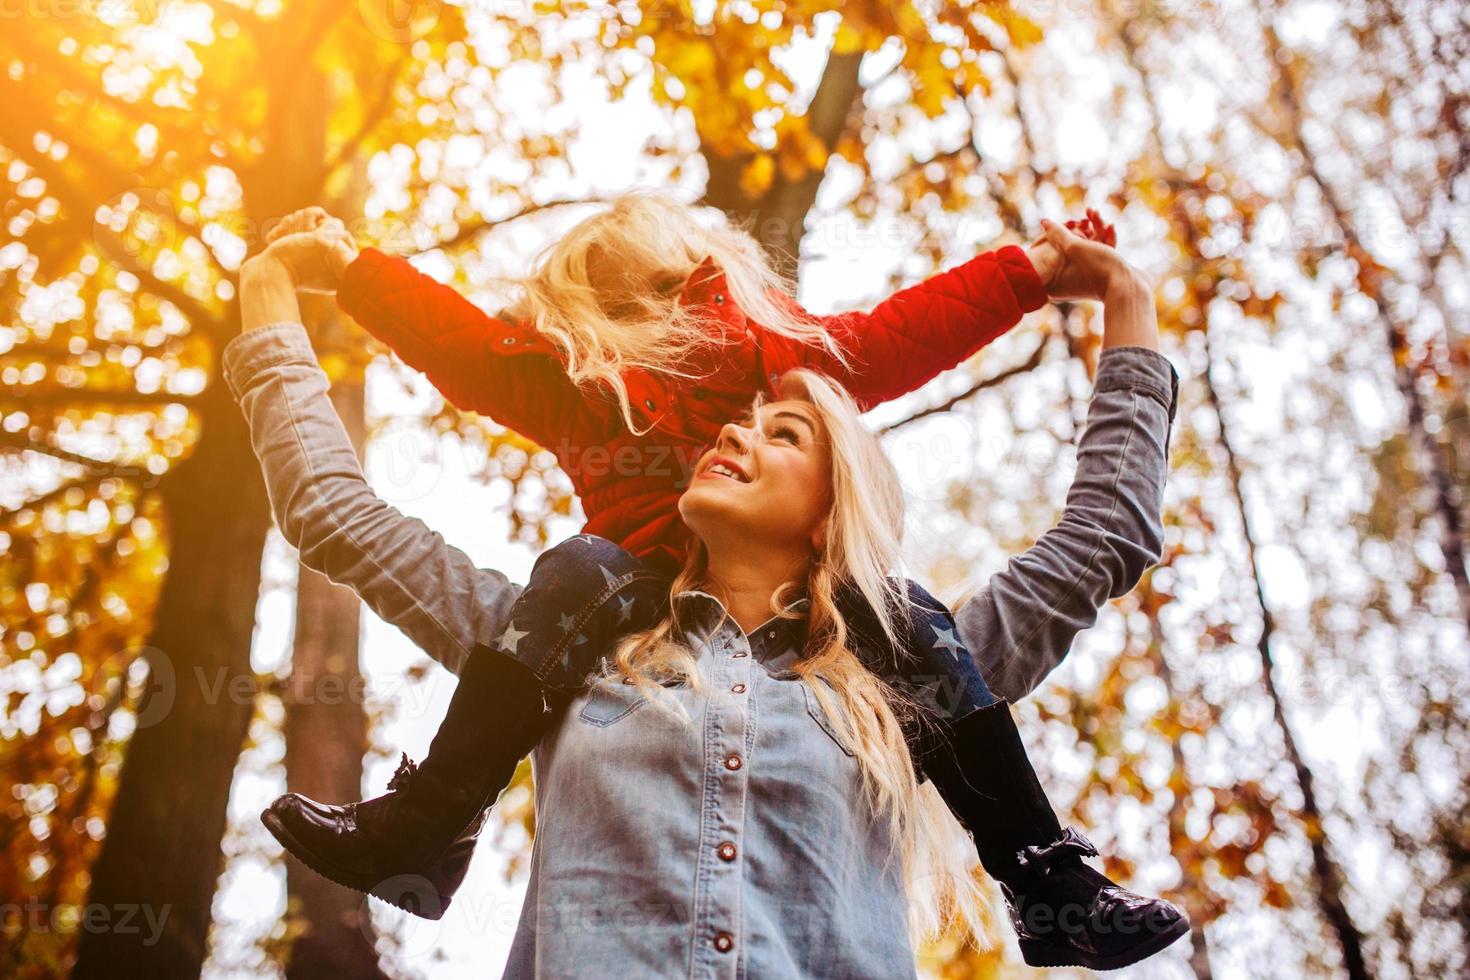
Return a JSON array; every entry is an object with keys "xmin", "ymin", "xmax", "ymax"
[{"xmin": 336, "ymin": 246, "xmax": 1047, "ymax": 574}]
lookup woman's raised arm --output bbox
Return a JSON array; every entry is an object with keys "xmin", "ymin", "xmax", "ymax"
[
  {"xmin": 226, "ymin": 253, "xmax": 525, "ymax": 675},
  {"xmin": 954, "ymin": 233, "xmax": 1177, "ymax": 701}
]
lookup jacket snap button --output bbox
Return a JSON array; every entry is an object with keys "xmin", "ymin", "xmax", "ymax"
[
  {"xmin": 717, "ymin": 841, "xmax": 737, "ymax": 861},
  {"xmin": 713, "ymin": 931, "xmax": 734, "ymax": 952},
  {"xmin": 644, "ymin": 397, "xmax": 656, "ymax": 410},
  {"xmin": 714, "ymin": 293, "xmax": 725, "ymax": 305},
  {"xmin": 731, "ymin": 683, "xmax": 746, "ymax": 694},
  {"xmin": 765, "ymin": 628, "xmax": 777, "ymax": 639},
  {"xmin": 724, "ymin": 753, "xmax": 742, "ymax": 770},
  {"xmin": 732, "ymin": 651, "xmax": 748, "ymax": 658},
  {"xmin": 502, "ymin": 337, "xmax": 515, "ymax": 345}
]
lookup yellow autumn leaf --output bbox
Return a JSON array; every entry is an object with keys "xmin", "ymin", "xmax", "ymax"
[
  {"xmin": 1003, "ymin": 12, "xmax": 1045, "ymax": 47},
  {"xmin": 740, "ymin": 153, "xmax": 776, "ymax": 200},
  {"xmin": 833, "ymin": 20, "xmax": 867, "ymax": 54}
]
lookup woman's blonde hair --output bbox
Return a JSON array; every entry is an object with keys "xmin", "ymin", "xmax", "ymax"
[
  {"xmin": 598, "ymin": 367, "xmax": 1000, "ymax": 953},
  {"xmin": 493, "ymin": 188, "xmax": 853, "ymax": 435}
]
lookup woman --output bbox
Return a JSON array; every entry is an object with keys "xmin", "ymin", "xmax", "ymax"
[
  {"xmin": 247, "ymin": 192, "xmax": 1119, "ymax": 916},
  {"xmin": 228, "ymin": 217, "xmax": 1188, "ymax": 972}
]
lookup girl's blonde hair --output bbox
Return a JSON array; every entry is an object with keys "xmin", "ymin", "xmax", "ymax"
[
  {"xmin": 494, "ymin": 188, "xmax": 853, "ymax": 435},
  {"xmin": 598, "ymin": 367, "xmax": 1000, "ymax": 953}
]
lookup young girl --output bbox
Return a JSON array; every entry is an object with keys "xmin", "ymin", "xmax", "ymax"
[{"xmin": 251, "ymin": 197, "xmax": 1176, "ymax": 966}]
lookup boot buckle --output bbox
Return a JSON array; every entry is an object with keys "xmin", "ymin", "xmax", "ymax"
[
  {"xmin": 1016, "ymin": 827, "xmax": 1099, "ymax": 877},
  {"xmin": 387, "ymin": 752, "xmax": 421, "ymax": 793}
]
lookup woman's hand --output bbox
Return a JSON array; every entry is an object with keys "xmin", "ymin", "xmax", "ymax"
[
  {"xmin": 261, "ymin": 207, "xmax": 360, "ymax": 294},
  {"xmin": 1026, "ymin": 209, "xmax": 1131, "ymax": 304},
  {"xmin": 239, "ymin": 252, "xmax": 303, "ymax": 333}
]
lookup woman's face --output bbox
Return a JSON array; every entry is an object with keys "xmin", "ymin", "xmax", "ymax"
[{"xmin": 678, "ymin": 399, "xmax": 832, "ymax": 553}]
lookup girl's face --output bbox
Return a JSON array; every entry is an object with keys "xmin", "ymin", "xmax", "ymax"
[{"xmin": 678, "ymin": 399, "xmax": 832, "ymax": 554}]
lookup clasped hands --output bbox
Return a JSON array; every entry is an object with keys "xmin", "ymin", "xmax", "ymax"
[{"xmin": 252, "ymin": 206, "xmax": 361, "ymax": 294}]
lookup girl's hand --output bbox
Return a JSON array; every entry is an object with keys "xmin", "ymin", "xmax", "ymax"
[
  {"xmin": 1026, "ymin": 210, "xmax": 1129, "ymax": 304},
  {"xmin": 1026, "ymin": 208, "xmax": 1119, "ymax": 303},
  {"xmin": 259, "ymin": 215, "xmax": 359, "ymax": 294}
]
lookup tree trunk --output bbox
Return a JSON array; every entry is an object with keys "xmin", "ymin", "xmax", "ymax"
[
  {"xmin": 282, "ymin": 371, "xmax": 386, "ymax": 979},
  {"xmin": 702, "ymin": 44, "xmax": 865, "ymax": 279},
  {"xmin": 73, "ymin": 376, "xmax": 272, "ymax": 978},
  {"xmin": 75, "ymin": 56, "xmax": 339, "ymax": 978}
]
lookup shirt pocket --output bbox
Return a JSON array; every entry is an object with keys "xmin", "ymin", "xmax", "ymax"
[
  {"xmin": 576, "ymin": 674, "xmax": 686, "ymax": 728},
  {"xmin": 802, "ymin": 679, "xmax": 856, "ymax": 758}
]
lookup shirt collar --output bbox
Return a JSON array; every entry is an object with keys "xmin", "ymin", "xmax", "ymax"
[{"xmin": 672, "ymin": 589, "xmax": 810, "ymax": 667}]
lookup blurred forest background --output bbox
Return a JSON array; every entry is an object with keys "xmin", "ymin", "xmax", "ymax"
[{"xmin": 1, "ymin": 0, "xmax": 1467, "ymax": 977}]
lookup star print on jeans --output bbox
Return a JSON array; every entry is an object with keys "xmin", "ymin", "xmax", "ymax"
[
  {"xmin": 497, "ymin": 621, "xmax": 529, "ymax": 656},
  {"xmin": 615, "ymin": 595, "xmax": 636, "ymax": 624},
  {"xmin": 930, "ymin": 624, "xmax": 963, "ymax": 660}
]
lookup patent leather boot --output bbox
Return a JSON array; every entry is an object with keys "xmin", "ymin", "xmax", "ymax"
[{"xmin": 918, "ymin": 699, "xmax": 1191, "ymax": 969}]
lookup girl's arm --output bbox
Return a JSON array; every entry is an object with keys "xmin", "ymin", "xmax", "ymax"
[
  {"xmin": 954, "ymin": 265, "xmax": 1177, "ymax": 701},
  {"xmin": 333, "ymin": 248, "xmax": 592, "ymax": 446},
  {"xmin": 774, "ymin": 244, "xmax": 1050, "ymax": 412},
  {"xmin": 228, "ymin": 254, "xmax": 525, "ymax": 676}
]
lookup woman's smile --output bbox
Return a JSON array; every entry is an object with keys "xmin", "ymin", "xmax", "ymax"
[{"xmin": 696, "ymin": 455, "xmax": 751, "ymax": 483}]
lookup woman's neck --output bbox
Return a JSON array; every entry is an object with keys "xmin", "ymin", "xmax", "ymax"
[{"xmin": 703, "ymin": 545, "xmax": 810, "ymax": 635}]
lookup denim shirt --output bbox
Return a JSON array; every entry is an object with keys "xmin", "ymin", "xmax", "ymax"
[
  {"xmin": 222, "ymin": 323, "xmax": 1177, "ymax": 703},
  {"xmin": 504, "ymin": 591, "xmax": 917, "ymax": 979},
  {"xmin": 223, "ymin": 324, "xmax": 1178, "ymax": 977}
]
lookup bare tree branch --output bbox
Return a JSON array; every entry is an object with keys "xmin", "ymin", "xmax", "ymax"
[
  {"xmin": 877, "ymin": 340, "xmax": 1047, "ymax": 434},
  {"xmin": 410, "ymin": 195, "xmax": 599, "ymax": 255}
]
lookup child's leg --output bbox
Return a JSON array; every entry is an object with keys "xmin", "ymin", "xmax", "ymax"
[
  {"xmin": 835, "ymin": 580, "xmax": 1190, "ymax": 969},
  {"xmin": 497, "ymin": 533, "xmax": 673, "ymax": 703},
  {"xmin": 260, "ymin": 533, "xmax": 671, "ymax": 920},
  {"xmin": 832, "ymin": 577, "xmax": 997, "ymax": 771}
]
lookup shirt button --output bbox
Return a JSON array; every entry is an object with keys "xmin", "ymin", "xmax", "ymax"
[
  {"xmin": 713, "ymin": 931, "xmax": 734, "ymax": 953},
  {"xmin": 714, "ymin": 293, "xmax": 726, "ymax": 305},
  {"xmin": 731, "ymin": 683, "xmax": 746, "ymax": 694},
  {"xmin": 765, "ymin": 628, "xmax": 777, "ymax": 639},
  {"xmin": 724, "ymin": 753, "xmax": 743, "ymax": 771},
  {"xmin": 732, "ymin": 651, "xmax": 748, "ymax": 658},
  {"xmin": 717, "ymin": 841, "xmax": 737, "ymax": 861}
]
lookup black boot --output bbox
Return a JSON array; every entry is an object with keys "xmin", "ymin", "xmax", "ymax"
[
  {"xmin": 261, "ymin": 645, "xmax": 548, "ymax": 920},
  {"xmin": 918, "ymin": 699, "xmax": 1191, "ymax": 970}
]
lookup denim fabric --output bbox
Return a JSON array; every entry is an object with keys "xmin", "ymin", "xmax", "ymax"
[
  {"xmin": 502, "ymin": 589, "xmax": 918, "ymax": 979},
  {"xmin": 492, "ymin": 533, "xmax": 671, "ymax": 699},
  {"xmin": 484, "ymin": 533, "xmax": 997, "ymax": 786},
  {"xmin": 496, "ymin": 532, "xmax": 995, "ymax": 711},
  {"xmin": 224, "ymin": 324, "xmax": 1176, "ymax": 705}
]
